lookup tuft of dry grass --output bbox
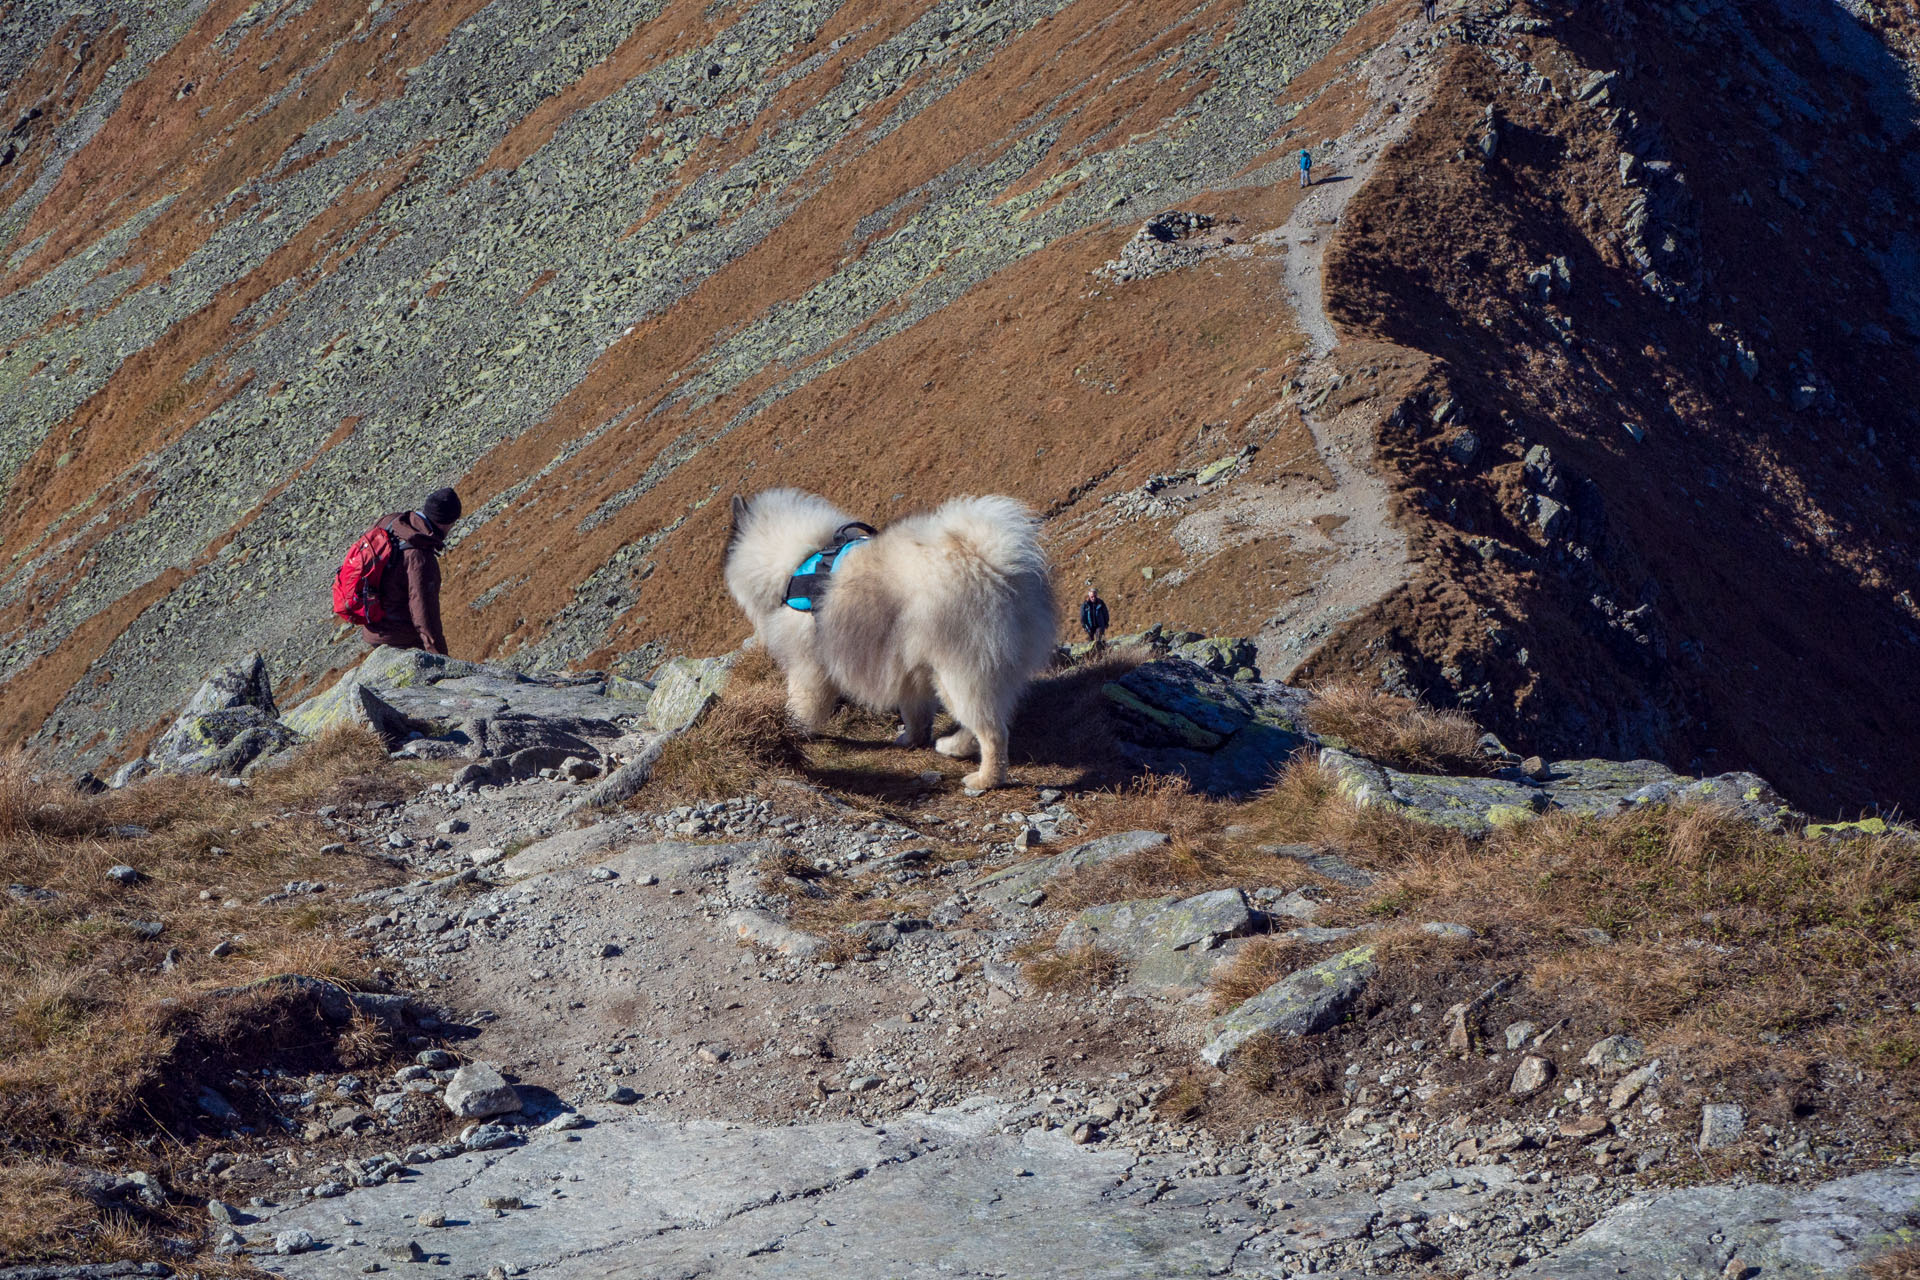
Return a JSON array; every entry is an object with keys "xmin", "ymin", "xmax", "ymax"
[
  {"xmin": 647, "ymin": 649, "xmax": 808, "ymax": 801},
  {"xmin": 1305, "ymin": 678, "xmax": 1487, "ymax": 774},
  {"xmin": 0, "ymin": 738, "xmax": 423, "ymax": 1264},
  {"xmin": 1021, "ymin": 943, "xmax": 1123, "ymax": 992},
  {"xmin": 1206, "ymin": 936, "xmax": 1306, "ymax": 1012},
  {"xmin": 1865, "ymin": 1245, "xmax": 1920, "ymax": 1280}
]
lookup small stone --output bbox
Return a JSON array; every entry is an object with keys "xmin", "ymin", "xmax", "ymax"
[
  {"xmin": 637, "ymin": 873, "xmax": 659, "ymax": 886},
  {"xmin": 1610, "ymin": 1062, "xmax": 1660, "ymax": 1110},
  {"xmin": 416, "ymin": 1049, "xmax": 456, "ymax": 1069},
  {"xmin": 602, "ymin": 1084, "xmax": 639, "ymax": 1104},
  {"xmin": 386, "ymin": 833, "xmax": 414, "ymax": 849},
  {"xmin": 600, "ymin": 943, "xmax": 622, "ymax": 958},
  {"xmin": 1509, "ymin": 1055, "xmax": 1555, "ymax": 1096},
  {"xmin": 321, "ymin": 842, "xmax": 348, "ymax": 856},
  {"xmin": 380, "ymin": 1238, "xmax": 428, "ymax": 1262},
  {"xmin": 848, "ymin": 1075, "xmax": 884, "ymax": 1092},
  {"xmin": 461, "ymin": 1124, "xmax": 518, "ymax": 1151},
  {"xmin": 588, "ymin": 866, "xmax": 617, "ymax": 881},
  {"xmin": 276, "ymin": 1229, "xmax": 317, "ymax": 1255},
  {"xmin": 1503, "ymin": 1021, "xmax": 1538, "ymax": 1051},
  {"xmin": 443, "ymin": 1062, "xmax": 521, "ymax": 1119},
  {"xmin": 1519, "ymin": 755, "xmax": 1551, "ymax": 780},
  {"xmin": 1699, "ymin": 1103, "xmax": 1746, "ymax": 1148},
  {"xmin": 543, "ymin": 1111, "xmax": 589, "ymax": 1131},
  {"xmin": 481, "ymin": 1196, "xmax": 523, "ymax": 1211},
  {"xmin": 1420, "ymin": 921, "xmax": 1478, "ymax": 939},
  {"xmin": 436, "ymin": 819, "xmax": 469, "ymax": 835},
  {"xmin": 1068, "ymin": 1121, "xmax": 1101, "ymax": 1145},
  {"xmin": 418, "ymin": 1210, "xmax": 446, "ymax": 1228},
  {"xmin": 469, "ymin": 847, "xmax": 505, "ymax": 866},
  {"xmin": 209, "ymin": 939, "xmax": 236, "ymax": 958},
  {"xmin": 1559, "ymin": 1114, "xmax": 1611, "ymax": 1138},
  {"xmin": 106, "ymin": 865, "xmax": 139, "ymax": 885},
  {"xmin": 1012, "ymin": 826, "xmax": 1042, "ymax": 851},
  {"xmin": 1038, "ymin": 789, "xmax": 1064, "ymax": 804},
  {"xmin": 1015, "ymin": 889, "xmax": 1046, "ymax": 908},
  {"xmin": 1582, "ymin": 1034, "xmax": 1646, "ymax": 1073},
  {"xmin": 206, "ymin": 1198, "xmax": 240, "ymax": 1225}
]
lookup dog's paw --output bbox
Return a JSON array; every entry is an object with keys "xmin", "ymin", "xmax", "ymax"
[
  {"xmin": 934, "ymin": 730, "xmax": 978, "ymax": 759},
  {"xmin": 962, "ymin": 767, "xmax": 1005, "ymax": 791}
]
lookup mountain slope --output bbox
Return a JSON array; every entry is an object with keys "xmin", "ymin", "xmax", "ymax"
[{"xmin": 0, "ymin": 0, "xmax": 1916, "ymax": 813}]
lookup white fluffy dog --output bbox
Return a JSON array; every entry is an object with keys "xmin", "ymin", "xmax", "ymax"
[{"xmin": 724, "ymin": 489, "xmax": 1056, "ymax": 790}]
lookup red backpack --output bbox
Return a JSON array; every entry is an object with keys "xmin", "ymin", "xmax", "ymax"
[{"xmin": 333, "ymin": 520, "xmax": 398, "ymax": 626}]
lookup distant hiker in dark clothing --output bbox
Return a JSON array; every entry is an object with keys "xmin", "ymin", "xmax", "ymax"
[
  {"xmin": 1298, "ymin": 148, "xmax": 1313, "ymax": 188},
  {"xmin": 1080, "ymin": 588, "xmax": 1110, "ymax": 651},
  {"xmin": 1423, "ymin": 0, "xmax": 1436, "ymax": 21},
  {"xmin": 357, "ymin": 487, "xmax": 460, "ymax": 656}
]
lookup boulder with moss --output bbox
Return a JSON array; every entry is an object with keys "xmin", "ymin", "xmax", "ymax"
[
  {"xmin": 1101, "ymin": 656, "xmax": 1311, "ymax": 796},
  {"xmin": 148, "ymin": 653, "xmax": 304, "ymax": 777}
]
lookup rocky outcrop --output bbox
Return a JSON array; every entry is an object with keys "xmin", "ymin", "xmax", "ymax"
[{"xmin": 148, "ymin": 653, "xmax": 302, "ymax": 777}]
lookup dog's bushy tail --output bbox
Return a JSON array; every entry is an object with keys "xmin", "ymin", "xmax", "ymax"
[{"xmin": 933, "ymin": 495, "xmax": 1049, "ymax": 580}]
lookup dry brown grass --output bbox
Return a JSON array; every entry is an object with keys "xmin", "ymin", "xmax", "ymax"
[
  {"xmin": 1206, "ymin": 936, "xmax": 1306, "ymax": 1012},
  {"xmin": 1865, "ymin": 1245, "xmax": 1920, "ymax": 1280},
  {"xmin": 647, "ymin": 648, "xmax": 808, "ymax": 801},
  {"xmin": 1020, "ymin": 943, "xmax": 1123, "ymax": 992},
  {"xmin": 1221, "ymin": 757, "xmax": 1920, "ymax": 1140},
  {"xmin": 1305, "ymin": 678, "xmax": 1486, "ymax": 774},
  {"xmin": 0, "ymin": 734, "xmax": 424, "ymax": 1264}
]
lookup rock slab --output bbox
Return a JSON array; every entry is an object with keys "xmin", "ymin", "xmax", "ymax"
[{"xmin": 1200, "ymin": 944, "xmax": 1377, "ymax": 1068}]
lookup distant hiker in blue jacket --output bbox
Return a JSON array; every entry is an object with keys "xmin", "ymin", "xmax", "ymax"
[
  {"xmin": 1080, "ymin": 588, "xmax": 1110, "ymax": 653},
  {"xmin": 1299, "ymin": 148, "xmax": 1313, "ymax": 188}
]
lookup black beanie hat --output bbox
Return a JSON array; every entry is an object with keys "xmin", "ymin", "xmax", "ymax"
[{"xmin": 422, "ymin": 487, "xmax": 462, "ymax": 527}]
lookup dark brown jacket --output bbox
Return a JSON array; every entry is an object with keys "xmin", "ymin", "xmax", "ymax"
[{"xmin": 360, "ymin": 511, "xmax": 448, "ymax": 656}]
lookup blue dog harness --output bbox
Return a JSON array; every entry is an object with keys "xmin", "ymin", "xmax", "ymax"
[{"xmin": 784, "ymin": 521, "xmax": 876, "ymax": 612}]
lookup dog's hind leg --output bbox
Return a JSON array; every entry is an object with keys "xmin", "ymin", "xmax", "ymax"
[
  {"xmin": 785, "ymin": 658, "xmax": 838, "ymax": 734},
  {"xmin": 895, "ymin": 670, "xmax": 936, "ymax": 748},
  {"xmin": 937, "ymin": 676, "xmax": 1012, "ymax": 790}
]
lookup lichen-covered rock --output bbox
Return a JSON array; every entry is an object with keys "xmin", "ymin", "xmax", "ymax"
[
  {"xmin": 1200, "ymin": 944, "xmax": 1377, "ymax": 1068},
  {"xmin": 1055, "ymin": 889, "xmax": 1258, "ymax": 991},
  {"xmin": 282, "ymin": 678, "xmax": 416, "ymax": 744},
  {"xmin": 647, "ymin": 654, "xmax": 739, "ymax": 734},
  {"xmin": 969, "ymin": 830, "xmax": 1169, "ymax": 905},
  {"xmin": 1320, "ymin": 746, "xmax": 1802, "ymax": 838},
  {"xmin": 149, "ymin": 653, "xmax": 303, "ymax": 776},
  {"xmin": 1102, "ymin": 658, "xmax": 1310, "ymax": 796},
  {"xmin": 1169, "ymin": 636, "xmax": 1260, "ymax": 680}
]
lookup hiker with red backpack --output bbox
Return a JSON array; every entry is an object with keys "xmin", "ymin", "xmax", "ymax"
[{"xmin": 333, "ymin": 488, "xmax": 461, "ymax": 656}]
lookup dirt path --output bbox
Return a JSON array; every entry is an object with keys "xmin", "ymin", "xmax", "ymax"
[{"xmin": 1244, "ymin": 18, "xmax": 1438, "ymax": 680}]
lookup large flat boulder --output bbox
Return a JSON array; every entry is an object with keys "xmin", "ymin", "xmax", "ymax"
[
  {"xmin": 1320, "ymin": 747, "xmax": 1797, "ymax": 837},
  {"xmin": 1054, "ymin": 888, "xmax": 1259, "ymax": 991},
  {"xmin": 1510, "ymin": 1166, "xmax": 1920, "ymax": 1278},
  {"xmin": 284, "ymin": 647, "xmax": 648, "ymax": 761}
]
